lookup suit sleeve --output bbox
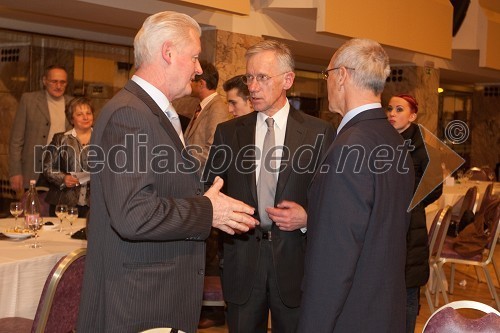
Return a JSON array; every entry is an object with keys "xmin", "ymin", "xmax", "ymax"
[
  {"xmin": 202, "ymin": 124, "xmax": 230, "ymax": 192},
  {"xmin": 9, "ymin": 93, "xmax": 29, "ymax": 177},
  {"xmin": 98, "ymin": 106, "xmax": 212, "ymax": 241},
  {"xmin": 43, "ymin": 133, "xmax": 66, "ymax": 188}
]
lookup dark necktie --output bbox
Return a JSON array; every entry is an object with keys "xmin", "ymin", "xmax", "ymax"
[
  {"xmin": 257, "ymin": 117, "xmax": 277, "ymax": 231},
  {"xmin": 186, "ymin": 104, "xmax": 202, "ymax": 135}
]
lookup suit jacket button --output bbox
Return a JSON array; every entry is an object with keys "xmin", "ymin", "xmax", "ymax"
[
  {"xmin": 196, "ymin": 189, "xmax": 201, "ymax": 195},
  {"xmin": 198, "ymin": 269, "xmax": 205, "ymax": 275}
]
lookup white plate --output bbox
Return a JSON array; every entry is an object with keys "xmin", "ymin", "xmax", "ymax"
[
  {"xmin": 3, "ymin": 232, "xmax": 34, "ymax": 239},
  {"xmin": 42, "ymin": 223, "xmax": 60, "ymax": 231}
]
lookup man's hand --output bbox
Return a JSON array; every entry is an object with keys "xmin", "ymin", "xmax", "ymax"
[
  {"xmin": 266, "ymin": 200, "xmax": 307, "ymax": 231},
  {"xmin": 64, "ymin": 175, "xmax": 80, "ymax": 188},
  {"xmin": 204, "ymin": 176, "xmax": 258, "ymax": 235},
  {"xmin": 10, "ymin": 175, "xmax": 23, "ymax": 193}
]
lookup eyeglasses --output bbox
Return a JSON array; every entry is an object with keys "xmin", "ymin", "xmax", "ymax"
[
  {"xmin": 242, "ymin": 72, "xmax": 288, "ymax": 85},
  {"xmin": 46, "ymin": 79, "xmax": 67, "ymax": 86},
  {"xmin": 321, "ymin": 66, "xmax": 355, "ymax": 80}
]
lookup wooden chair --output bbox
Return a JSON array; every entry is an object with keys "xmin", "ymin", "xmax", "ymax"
[
  {"xmin": 0, "ymin": 248, "xmax": 87, "ymax": 333},
  {"xmin": 423, "ymin": 300, "xmax": 500, "ymax": 332}
]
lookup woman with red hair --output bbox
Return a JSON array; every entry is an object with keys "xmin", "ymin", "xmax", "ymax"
[{"xmin": 386, "ymin": 94, "xmax": 442, "ymax": 333}]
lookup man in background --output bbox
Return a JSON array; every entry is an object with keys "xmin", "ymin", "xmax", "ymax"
[
  {"xmin": 77, "ymin": 11, "xmax": 257, "ymax": 333},
  {"xmin": 184, "ymin": 60, "xmax": 231, "ymax": 171},
  {"xmin": 223, "ymin": 74, "xmax": 253, "ymax": 118},
  {"xmin": 297, "ymin": 38, "xmax": 414, "ymax": 332},
  {"xmin": 204, "ymin": 40, "xmax": 334, "ymax": 333},
  {"xmin": 9, "ymin": 65, "xmax": 72, "ymax": 192}
]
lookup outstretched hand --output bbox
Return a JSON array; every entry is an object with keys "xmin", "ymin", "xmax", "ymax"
[{"xmin": 204, "ymin": 176, "xmax": 258, "ymax": 235}]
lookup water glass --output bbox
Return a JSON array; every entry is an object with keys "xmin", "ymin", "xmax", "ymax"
[
  {"xmin": 28, "ymin": 216, "xmax": 43, "ymax": 248},
  {"xmin": 55, "ymin": 204, "xmax": 68, "ymax": 232},
  {"xmin": 9, "ymin": 202, "xmax": 23, "ymax": 229},
  {"xmin": 66, "ymin": 206, "xmax": 78, "ymax": 236}
]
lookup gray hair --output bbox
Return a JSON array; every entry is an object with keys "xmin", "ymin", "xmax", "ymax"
[
  {"xmin": 245, "ymin": 40, "xmax": 295, "ymax": 72},
  {"xmin": 134, "ymin": 11, "xmax": 201, "ymax": 68},
  {"xmin": 332, "ymin": 38, "xmax": 390, "ymax": 95}
]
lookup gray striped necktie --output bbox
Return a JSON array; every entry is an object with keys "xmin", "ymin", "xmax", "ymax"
[
  {"xmin": 258, "ymin": 117, "xmax": 277, "ymax": 231},
  {"xmin": 165, "ymin": 106, "xmax": 185, "ymax": 146}
]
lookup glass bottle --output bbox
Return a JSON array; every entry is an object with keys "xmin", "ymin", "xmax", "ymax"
[{"xmin": 24, "ymin": 180, "xmax": 41, "ymax": 229}]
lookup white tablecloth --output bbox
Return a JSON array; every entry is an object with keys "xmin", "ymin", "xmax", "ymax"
[{"xmin": 0, "ymin": 217, "xmax": 87, "ymax": 319}]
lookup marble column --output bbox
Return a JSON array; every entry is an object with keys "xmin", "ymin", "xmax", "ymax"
[{"xmin": 471, "ymin": 87, "xmax": 500, "ymax": 171}]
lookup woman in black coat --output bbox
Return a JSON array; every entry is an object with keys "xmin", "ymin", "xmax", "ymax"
[{"xmin": 386, "ymin": 94, "xmax": 442, "ymax": 333}]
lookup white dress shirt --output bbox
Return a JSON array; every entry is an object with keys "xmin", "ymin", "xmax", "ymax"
[
  {"xmin": 255, "ymin": 101, "xmax": 290, "ymax": 182},
  {"xmin": 131, "ymin": 75, "xmax": 185, "ymax": 145}
]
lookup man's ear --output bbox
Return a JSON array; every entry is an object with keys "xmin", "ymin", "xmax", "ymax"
[
  {"xmin": 162, "ymin": 41, "xmax": 173, "ymax": 64},
  {"xmin": 283, "ymin": 72, "xmax": 295, "ymax": 90}
]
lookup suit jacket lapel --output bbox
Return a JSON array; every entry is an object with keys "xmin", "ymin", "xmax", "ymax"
[
  {"xmin": 275, "ymin": 107, "xmax": 306, "ymax": 201},
  {"xmin": 124, "ymin": 81, "xmax": 185, "ymax": 154},
  {"xmin": 236, "ymin": 112, "xmax": 258, "ymax": 204}
]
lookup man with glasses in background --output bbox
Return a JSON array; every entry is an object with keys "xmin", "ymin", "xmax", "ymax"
[
  {"xmin": 204, "ymin": 40, "xmax": 334, "ymax": 332},
  {"xmin": 9, "ymin": 65, "xmax": 72, "ymax": 192}
]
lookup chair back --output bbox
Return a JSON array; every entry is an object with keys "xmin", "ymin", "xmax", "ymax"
[
  {"xmin": 423, "ymin": 300, "xmax": 500, "ymax": 332},
  {"xmin": 31, "ymin": 248, "xmax": 86, "ymax": 333},
  {"xmin": 429, "ymin": 206, "xmax": 452, "ymax": 258},
  {"xmin": 484, "ymin": 199, "xmax": 500, "ymax": 251},
  {"xmin": 478, "ymin": 183, "xmax": 496, "ymax": 214},
  {"xmin": 458, "ymin": 186, "xmax": 478, "ymax": 219}
]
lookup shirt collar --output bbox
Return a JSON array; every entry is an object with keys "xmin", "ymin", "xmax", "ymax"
[
  {"xmin": 256, "ymin": 100, "xmax": 290, "ymax": 130},
  {"xmin": 131, "ymin": 75, "xmax": 172, "ymax": 112},
  {"xmin": 200, "ymin": 92, "xmax": 218, "ymax": 110},
  {"xmin": 337, "ymin": 103, "xmax": 381, "ymax": 134}
]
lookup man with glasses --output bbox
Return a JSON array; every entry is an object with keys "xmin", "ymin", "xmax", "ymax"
[
  {"xmin": 9, "ymin": 64, "xmax": 72, "ymax": 192},
  {"xmin": 297, "ymin": 38, "xmax": 414, "ymax": 332},
  {"xmin": 204, "ymin": 40, "xmax": 334, "ymax": 332}
]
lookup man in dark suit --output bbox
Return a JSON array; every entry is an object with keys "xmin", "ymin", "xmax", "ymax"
[
  {"xmin": 203, "ymin": 40, "xmax": 335, "ymax": 333},
  {"xmin": 297, "ymin": 38, "xmax": 415, "ymax": 332},
  {"xmin": 76, "ymin": 11, "xmax": 257, "ymax": 333},
  {"xmin": 9, "ymin": 65, "xmax": 72, "ymax": 192}
]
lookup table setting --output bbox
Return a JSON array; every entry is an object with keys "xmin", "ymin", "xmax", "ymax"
[{"xmin": 0, "ymin": 216, "xmax": 87, "ymax": 319}]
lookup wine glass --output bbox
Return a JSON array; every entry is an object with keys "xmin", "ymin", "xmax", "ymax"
[
  {"xmin": 66, "ymin": 206, "xmax": 78, "ymax": 236},
  {"xmin": 55, "ymin": 204, "xmax": 68, "ymax": 232},
  {"xmin": 27, "ymin": 216, "xmax": 43, "ymax": 248},
  {"xmin": 9, "ymin": 202, "xmax": 23, "ymax": 229},
  {"xmin": 488, "ymin": 170, "xmax": 496, "ymax": 183}
]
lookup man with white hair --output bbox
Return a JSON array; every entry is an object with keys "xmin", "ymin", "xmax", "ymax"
[{"xmin": 77, "ymin": 11, "xmax": 257, "ymax": 333}]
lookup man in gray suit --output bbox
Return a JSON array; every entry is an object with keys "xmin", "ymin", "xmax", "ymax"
[
  {"xmin": 297, "ymin": 38, "xmax": 415, "ymax": 332},
  {"xmin": 204, "ymin": 40, "xmax": 334, "ymax": 332},
  {"xmin": 77, "ymin": 11, "xmax": 257, "ymax": 333},
  {"xmin": 9, "ymin": 65, "xmax": 72, "ymax": 192}
]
